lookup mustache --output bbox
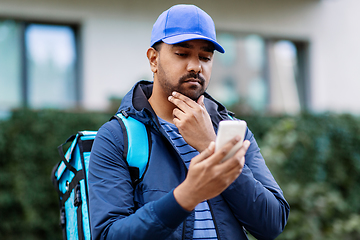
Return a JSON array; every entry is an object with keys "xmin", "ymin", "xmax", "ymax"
[{"xmin": 179, "ymin": 72, "xmax": 205, "ymax": 85}]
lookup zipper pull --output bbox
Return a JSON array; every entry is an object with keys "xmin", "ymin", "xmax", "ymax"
[{"xmin": 121, "ymin": 109, "xmax": 129, "ymax": 118}]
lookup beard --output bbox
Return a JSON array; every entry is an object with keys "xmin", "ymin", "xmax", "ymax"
[{"xmin": 157, "ymin": 64, "xmax": 208, "ymax": 101}]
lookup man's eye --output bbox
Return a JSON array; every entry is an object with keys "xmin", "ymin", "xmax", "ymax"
[
  {"xmin": 175, "ymin": 53, "xmax": 187, "ymax": 57},
  {"xmin": 200, "ymin": 56, "xmax": 211, "ymax": 61}
]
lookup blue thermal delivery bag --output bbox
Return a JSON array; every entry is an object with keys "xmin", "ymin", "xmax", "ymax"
[
  {"xmin": 52, "ymin": 131, "xmax": 96, "ymax": 240},
  {"xmin": 51, "ymin": 113, "xmax": 150, "ymax": 240}
]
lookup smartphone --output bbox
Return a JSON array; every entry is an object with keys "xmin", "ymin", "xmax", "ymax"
[{"xmin": 215, "ymin": 120, "xmax": 247, "ymax": 162}]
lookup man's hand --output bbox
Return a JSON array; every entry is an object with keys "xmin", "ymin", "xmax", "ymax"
[
  {"xmin": 173, "ymin": 137, "xmax": 251, "ymax": 211},
  {"xmin": 168, "ymin": 91, "xmax": 216, "ymax": 152}
]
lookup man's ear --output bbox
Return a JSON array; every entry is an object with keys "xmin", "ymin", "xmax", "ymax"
[{"xmin": 147, "ymin": 47, "xmax": 159, "ymax": 73}]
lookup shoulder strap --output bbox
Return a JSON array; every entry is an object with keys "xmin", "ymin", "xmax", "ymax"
[
  {"xmin": 228, "ymin": 113, "xmax": 234, "ymax": 120},
  {"xmin": 113, "ymin": 113, "xmax": 151, "ymax": 185}
]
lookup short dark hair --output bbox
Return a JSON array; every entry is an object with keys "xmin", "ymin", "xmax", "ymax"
[{"xmin": 152, "ymin": 41, "xmax": 163, "ymax": 51}]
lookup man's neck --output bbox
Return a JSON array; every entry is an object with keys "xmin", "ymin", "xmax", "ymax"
[{"xmin": 148, "ymin": 83, "xmax": 175, "ymax": 124}]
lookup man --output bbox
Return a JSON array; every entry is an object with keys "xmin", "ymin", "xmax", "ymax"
[{"xmin": 88, "ymin": 4, "xmax": 289, "ymax": 240}]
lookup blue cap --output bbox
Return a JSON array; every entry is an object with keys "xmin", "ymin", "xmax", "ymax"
[{"xmin": 150, "ymin": 4, "xmax": 225, "ymax": 53}]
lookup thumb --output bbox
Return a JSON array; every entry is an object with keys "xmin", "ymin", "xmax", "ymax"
[
  {"xmin": 197, "ymin": 95, "xmax": 205, "ymax": 107},
  {"xmin": 190, "ymin": 141, "xmax": 215, "ymax": 166}
]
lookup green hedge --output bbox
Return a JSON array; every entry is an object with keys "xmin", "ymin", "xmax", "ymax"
[
  {"xmin": 252, "ymin": 113, "xmax": 360, "ymax": 240},
  {"xmin": 0, "ymin": 109, "xmax": 110, "ymax": 240},
  {"xmin": 0, "ymin": 109, "xmax": 360, "ymax": 239}
]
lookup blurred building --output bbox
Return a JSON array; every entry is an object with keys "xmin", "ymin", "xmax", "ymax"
[{"xmin": 0, "ymin": 0, "xmax": 359, "ymax": 117}]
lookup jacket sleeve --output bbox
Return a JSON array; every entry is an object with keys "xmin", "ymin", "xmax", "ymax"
[
  {"xmin": 88, "ymin": 120, "xmax": 190, "ymax": 240},
  {"xmin": 221, "ymin": 128, "xmax": 290, "ymax": 240}
]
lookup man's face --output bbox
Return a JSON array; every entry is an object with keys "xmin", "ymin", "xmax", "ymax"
[{"xmin": 154, "ymin": 39, "xmax": 214, "ymax": 101}]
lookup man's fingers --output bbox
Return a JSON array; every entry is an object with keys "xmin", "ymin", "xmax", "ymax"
[
  {"xmin": 197, "ymin": 95, "xmax": 205, "ymax": 108},
  {"xmin": 211, "ymin": 141, "xmax": 250, "ymax": 184},
  {"xmin": 220, "ymin": 157, "xmax": 245, "ymax": 183},
  {"xmin": 172, "ymin": 91, "xmax": 192, "ymax": 103},
  {"xmin": 208, "ymin": 135, "xmax": 243, "ymax": 165},
  {"xmin": 218, "ymin": 140, "xmax": 250, "ymax": 169},
  {"xmin": 172, "ymin": 107, "xmax": 186, "ymax": 119},
  {"xmin": 170, "ymin": 91, "xmax": 200, "ymax": 109},
  {"xmin": 168, "ymin": 95, "xmax": 189, "ymax": 113},
  {"xmin": 236, "ymin": 140, "xmax": 250, "ymax": 157},
  {"xmin": 191, "ymin": 141, "xmax": 215, "ymax": 165}
]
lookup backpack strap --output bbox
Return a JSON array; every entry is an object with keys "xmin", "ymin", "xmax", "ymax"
[{"xmin": 113, "ymin": 112, "xmax": 151, "ymax": 185}]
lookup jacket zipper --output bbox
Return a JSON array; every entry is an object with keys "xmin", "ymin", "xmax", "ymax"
[
  {"xmin": 182, "ymin": 220, "xmax": 186, "ymax": 240},
  {"xmin": 208, "ymin": 200, "xmax": 221, "ymax": 240}
]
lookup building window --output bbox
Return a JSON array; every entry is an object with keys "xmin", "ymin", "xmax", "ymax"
[
  {"xmin": 25, "ymin": 24, "xmax": 78, "ymax": 109},
  {"xmin": 0, "ymin": 20, "xmax": 79, "ymax": 118},
  {"xmin": 0, "ymin": 20, "xmax": 22, "ymax": 117},
  {"xmin": 209, "ymin": 32, "xmax": 309, "ymax": 115}
]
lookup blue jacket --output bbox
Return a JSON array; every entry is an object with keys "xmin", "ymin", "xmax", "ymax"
[{"xmin": 88, "ymin": 81, "xmax": 289, "ymax": 240}]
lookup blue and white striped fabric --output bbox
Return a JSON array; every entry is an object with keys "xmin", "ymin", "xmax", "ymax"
[
  {"xmin": 158, "ymin": 117, "xmax": 218, "ymax": 240},
  {"xmin": 193, "ymin": 201, "xmax": 218, "ymax": 239}
]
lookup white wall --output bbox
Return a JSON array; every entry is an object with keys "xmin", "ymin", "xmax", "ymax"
[
  {"xmin": 311, "ymin": 0, "xmax": 360, "ymax": 113},
  {"xmin": 1, "ymin": 0, "xmax": 359, "ymax": 113}
]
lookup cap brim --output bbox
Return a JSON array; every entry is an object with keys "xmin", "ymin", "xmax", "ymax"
[{"xmin": 162, "ymin": 34, "xmax": 225, "ymax": 53}]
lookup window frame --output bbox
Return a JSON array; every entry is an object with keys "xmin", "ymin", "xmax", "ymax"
[
  {"xmin": 212, "ymin": 30, "xmax": 311, "ymax": 113},
  {"xmin": 266, "ymin": 37, "xmax": 311, "ymax": 111},
  {"xmin": 0, "ymin": 16, "xmax": 81, "ymax": 109}
]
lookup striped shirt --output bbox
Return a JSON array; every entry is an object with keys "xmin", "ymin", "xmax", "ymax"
[{"xmin": 158, "ymin": 117, "xmax": 218, "ymax": 240}]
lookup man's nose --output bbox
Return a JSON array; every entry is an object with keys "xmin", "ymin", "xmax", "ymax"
[{"xmin": 187, "ymin": 57, "xmax": 202, "ymax": 73}]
